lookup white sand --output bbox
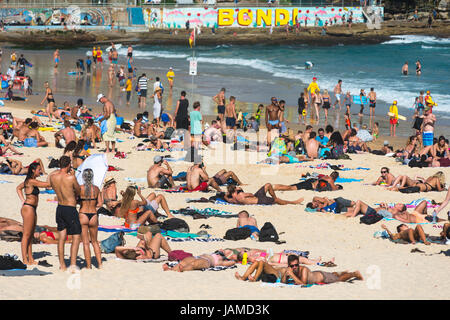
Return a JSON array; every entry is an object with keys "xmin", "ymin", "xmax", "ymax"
[{"xmin": 0, "ymin": 104, "xmax": 449, "ymax": 300}]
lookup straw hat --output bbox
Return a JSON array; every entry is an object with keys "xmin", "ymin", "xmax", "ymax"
[{"xmin": 103, "ymin": 177, "xmax": 116, "ymax": 187}]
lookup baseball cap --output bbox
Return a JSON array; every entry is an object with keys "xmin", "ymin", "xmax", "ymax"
[
  {"xmin": 97, "ymin": 94, "xmax": 105, "ymax": 102},
  {"xmin": 313, "ymin": 77, "xmax": 317, "ymax": 80},
  {"xmin": 383, "ymin": 140, "xmax": 389, "ymax": 146},
  {"xmin": 153, "ymin": 155, "xmax": 163, "ymax": 163}
]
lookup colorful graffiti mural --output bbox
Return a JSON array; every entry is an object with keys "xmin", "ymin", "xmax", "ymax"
[
  {"xmin": 0, "ymin": 7, "xmax": 112, "ymax": 26},
  {"xmin": 147, "ymin": 6, "xmax": 383, "ymax": 29}
]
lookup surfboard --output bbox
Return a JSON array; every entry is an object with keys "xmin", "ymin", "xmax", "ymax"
[
  {"xmin": 106, "ymin": 44, "xmax": 122, "ymax": 52},
  {"xmin": 0, "ymin": 100, "xmax": 4, "ymax": 106},
  {"xmin": 352, "ymin": 95, "xmax": 368, "ymax": 105},
  {"xmin": 387, "ymin": 112, "xmax": 406, "ymax": 121},
  {"xmin": 68, "ymin": 71, "xmax": 77, "ymax": 75}
]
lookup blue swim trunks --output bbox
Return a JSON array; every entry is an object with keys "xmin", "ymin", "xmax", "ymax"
[
  {"xmin": 423, "ymin": 131, "xmax": 433, "ymax": 147},
  {"xmin": 268, "ymin": 120, "xmax": 279, "ymax": 126},
  {"xmin": 240, "ymin": 225, "xmax": 260, "ymax": 234}
]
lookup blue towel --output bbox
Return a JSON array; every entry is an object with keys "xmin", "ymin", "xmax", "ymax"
[
  {"xmin": 173, "ymin": 172, "xmax": 187, "ymax": 180},
  {"xmin": 40, "ymin": 189, "xmax": 55, "ymax": 194},
  {"xmin": 335, "ymin": 178, "xmax": 363, "ymax": 183}
]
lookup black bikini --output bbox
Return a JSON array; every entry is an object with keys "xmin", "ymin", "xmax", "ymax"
[
  {"xmin": 79, "ymin": 197, "xmax": 97, "ymax": 221},
  {"xmin": 24, "ymin": 186, "xmax": 39, "ymax": 211}
]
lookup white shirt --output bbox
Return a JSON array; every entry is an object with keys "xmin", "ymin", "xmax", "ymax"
[{"xmin": 153, "ymin": 81, "xmax": 161, "ymax": 92}]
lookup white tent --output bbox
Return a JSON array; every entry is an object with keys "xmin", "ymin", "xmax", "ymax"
[{"xmin": 75, "ymin": 154, "xmax": 108, "ymax": 188}]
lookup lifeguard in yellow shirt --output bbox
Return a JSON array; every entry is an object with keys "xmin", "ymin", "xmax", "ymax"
[
  {"xmin": 389, "ymin": 100, "xmax": 399, "ymax": 137},
  {"xmin": 166, "ymin": 67, "xmax": 175, "ymax": 90},
  {"xmin": 307, "ymin": 77, "xmax": 319, "ymax": 105}
]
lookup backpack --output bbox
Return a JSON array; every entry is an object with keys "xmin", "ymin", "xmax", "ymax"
[
  {"xmin": 48, "ymin": 158, "xmax": 60, "ymax": 169},
  {"xmin": 0, "ymin": 255, "xmax": 26, "ymax": 270},
  {"xmin": 360, "ymin": 212, "xmax": 383, "ymax": 225},
  {"xmin": 161, "ymin": 218, "xmax": 190, "ymax": 233},
  {"xmin": 259, "ymin": 222, "xmax": 279, "ymax": 242},
  {"xmin": 164, "ymin": 127, "xmax": 175, "ymax": 140},
  {"xmin": 168, "ymin": 250, "xmax": 193, "ymax": 262},
  {"xmin": 224, "ymin": 227, "xmax": 252, "ymax": 241},
  {"xmin": 100, "ymin": 232, "xmax": 126, "ymax": 254}
]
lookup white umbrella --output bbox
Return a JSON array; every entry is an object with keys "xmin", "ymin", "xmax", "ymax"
[{"xmin": 75, "ymin": 154, "xmax": 108, "ymax": 188}]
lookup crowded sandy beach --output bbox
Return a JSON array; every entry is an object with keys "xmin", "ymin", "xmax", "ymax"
[{"xmin": 0, "ymin": 2, "xmax": 449, "ymax": 302}]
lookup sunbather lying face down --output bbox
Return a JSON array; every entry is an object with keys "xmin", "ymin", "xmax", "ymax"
[
  {"xmin": 162, "ymin": 251, "xmax": 236, "ymax": 272},
  {"xmin": 224, "ymin": 183, "xmax": 304, "ymax": 206},
  {"xmin": 115, "ymin": 231, "xmax": 171, "ymax": 260}
]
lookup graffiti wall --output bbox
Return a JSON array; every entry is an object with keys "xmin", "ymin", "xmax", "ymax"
[
  {"xmin": 0, "ymin": 7, "xmax": 112, "ymax": 26},
  {"xmin": 147, "ymin": 6, "xmax": 384, "ymax": 29}
]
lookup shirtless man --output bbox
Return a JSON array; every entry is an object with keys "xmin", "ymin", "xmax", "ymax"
[
  {"xmin": 147, "ymin": 155, "xmax": 175, "ymax": 189},
  {"xmin": 307, "ymin": 196, "xmax": 355, "ymax": 214},
  {"xmin": 402, "ymin": 62, "xmax": 408, "ymax": 75},
  {"xmin": 186, "ymin": 162, "xmax": 222, "ymax": 192},
  {"xmin": 278, "ymin": 100, "xmax": 287, "ymax": 134},
  {"xmin": 273, "ymin": 171, "xmax": 340, "ymax": 192},
  {"xmin": 420, "ymin": 109, "xmax": 436, "ymax": 154},
  {"xmin": 305, "ymin": 131, "xmax": 320, "ymax": 159},
  {"xmin": 133, "ymin": 113, "xmax": 149, "ymax": 138},
  {"xmin": 53, "ymin": 49, "xmax": 60, "ymax": 68},
  {"xmin": 49, "ymin": 156, "xmax": 81, "ymax": 271},
  {"xmin": 381, "ymin": 224, "xmax": 430, "ymax": 245},
  {"xmin": 345, "ymin": 200, "xmax": 405, "ymax": 219},
  {"xmin": 26, "ymin": 122, "xmax": 48, "ymax": 147},
  {"xmin": 212, "ymin": 169, "xmax": 244, "ymax": 186},
  {"xmin": 13, "ymin": 117, "xmax": 32, "ymax": 142},
  {"xmin": 283, "ymin": 255, "xmax": 363, "ymax": 285},
  {"xmin": 55, "ymin": 120, "xmax": 76, "ymax": 148},
  {"xmin": 265, "ymin": 97, "xmax": 280, "ymax": 145},
  {"xmin": 301, "ymin": 125, "xmax": 313, "ymax": 144},
  {"xmin": 99, "ymin": 94, "xmax": 117, "ymax": 153},
  {"xmin": 225, "ymin": 184, "xmax": 303, "ymax": 206},
  {"xmin": 225, "ymin": 96, "xmax": 237, "ymax": 130},
  {"xmin": 333, "ymin": 79, "xmax": 342, "ymax": 109},
  {"xmin": 393, "ymin": 200, "xmax": 444, "ymax": 224},
  {"xmin": 368, "ymin": 87, "xmax": 377, "ymax": 126},
  {"xmin": 236, "ymin": 210, "xmax": 259, "ymax": 240},
  {"xmin": 213, "ymin": 88, "xmax": 226, "ymax": 129}
]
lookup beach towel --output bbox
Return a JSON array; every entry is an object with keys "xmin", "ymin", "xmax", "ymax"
[
  {"xmin": 75, "ymin": 154, "xmax": 108, "ymax": 188},
  {"xmin": 115, "ymin": 255, "xmax": 168, "ymax": 263},
  {"xmin": 260, "ymin": 282, "xmax": 325, "ymax": 288},
  {"xmin": 214, "ymin": 199, "xmax": 270, "ymax": 206},
  {"xmin": 0, "ymin": 268, "xmax": 52, "ymax": 277},
  {"xmin": 40, "ymin": 189, "xmax": 55, "ymax": 194},
  {"xmin": 375, "ymin": 198, "xmax": 438, "ymax": 208},
  {"xmin": 170, "ymin": 208, "xmax": 239, "ymax": 219},
  {"xmin": 335, "ymin": 178, "xmax": 363, "ymax": 183},
  {"xmin": 98, "ymin": 225, "xmax": 138, "ymax": 233},
  {"xmin": 381, "ymin": 217, "xmax": 435, "ymax": 225},
  {"xmin": 0, "ymin": 180, "xmax": 12, "ymax": 183},
  {"xmin": 374, "ymin": 231, "xmax": 446, "ymax": 244},
  {"xmin": 165, "ymin": 261, "xmax": 236, "ymax": 271},
  {"xmin": 124, "ymin": 177, "xmax": 147, "ymax": 183}
]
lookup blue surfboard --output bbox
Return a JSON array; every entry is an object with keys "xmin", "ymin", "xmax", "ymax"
[{"xmin": 352, "ymin": 95, "xmax": 368, "ymax": 105}]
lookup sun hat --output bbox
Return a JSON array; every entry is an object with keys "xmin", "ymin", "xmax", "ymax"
[{"xmin": 97, "ymin": 94, "xmax": 105, "ymax": 102}]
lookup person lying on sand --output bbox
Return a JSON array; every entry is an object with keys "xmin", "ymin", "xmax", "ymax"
[
  {"xmin": 146, "ymin": 135, "xmax": 169, "ymax": 150},
  {"xmin": 282, "ymin": 254, "xmax": 363, "ymax": 285},
  {"xmin": 306, "ymin": 196, "xmax": 355, "ymax": 214},
  {"xmin": 163, "ymin": 251, "xmax": 236, "ymax": 272},
  {"xmin": 388, "ymin": 171, "xmax": 445, "ymax": 193},
  {"xmin": 0, "ymin": 219, "xmax": 72, "ymax": 244},
  {"xmin": 345, "ymin": 200, "xmax": 405, "ymax": 219},
  {"xmin": 0, "ymin": 134, "xmax": 23, "ymax": 155},
  {"xmin": 235, "ymin": 260, "xmax": 287, "ymax": 282},
  {"xmin": 236, "ymin": 210, "xmax": 259, "ymax": 240},
  {"xmin": 212, "ymin": 169, "xmax": 244, "ymax": 186},
  {"xmin": 224, "ymin": 184, "xmax": 303, "ymax": 206},
  {"xmin": 115, "ymin": 227, "xmax": 171, "ymax": 260},
  {"xmin": 372, "ymin": 167, "xmax": 396, "ymax": 186},
  {"xmin": 392, "ymin": 200, "xmax": 445, "ymax": 223},
  {"xmin": 273, "ymin": 171, "xmax": 341, "ymax": 192},
  {"xmin": 381, "ymin": 224, "xmax": 431, "ymax": 245},
  {"xmin": 147, "ymin": 156, "xmax": 175, "ymax": 189},
  {"xmin": 1, "ymin": 158, "xmax": 46, "ymax": 175},
  {"xmin": 186, "ymin": 162, "xmax": 223, "ymax": 192}
]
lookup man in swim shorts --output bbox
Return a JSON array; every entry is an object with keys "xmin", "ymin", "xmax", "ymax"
[
  {"xmin": 225, "ymin": 96, "xmax": 237, "ymax": 130},
  {"xmin": 265, "ymin": 97, "xmax": 281, "ymax": 145},
  {"xmin": 147, "ymin": 156, "xmax": 175, "ymax": 189},
  {"xmin": 283, "ymin": 255, "xmax": 363, "ymax": 285},
  {"xmin": 49, "ymin": 156, "xmax": 81, "ymax": 271},
  {"xmin": 333, "ymin": 80, "xmax": 342, "ymax": 108},
  {"xmin": 186, "ymin": 162, "xmax": 223, "ymax": 192},
  {"xmin": 212, "ymin": 169, "xmax": 244, "ymax": 186},
  {"xmin": 225, "ymin": 184, "xmax": 304, "ymax": 206},
  {"xmin": 213, "ymin": 88, "xmax": 226, "ymax": 127},
  {"xmin": 381, "ymin": 224, "xmax": 431, "ymax": 245},
  {"xmin": 345, "ymin": 200, "xmax": 405, "ymax": 219},
  {"xmin": 236, "ymin": 210, "xmax": 259, "ymax": 240},
  {"xmin": 421, "ymin": 108, "xmax": 436, "ymax": 152},
  {"xmin": 274, "ymin": 171, "xmax": 340, "ymax": 192}
]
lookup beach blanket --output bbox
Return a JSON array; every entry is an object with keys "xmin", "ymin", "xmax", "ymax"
[
  {"xmin": 375, "ymin": 198, "xmax": 438, "ymax": 208},
  {"xmin": 99, "ymin": 225, "xmax": 138, "ymax": 233},
  {"xmin": 115, "ymin": 255, "xmax": 168, "ymax": 263},
  {"xmin": 299, "ymin": 177, "xmax": 363, "ymax": 183},
  {"xmin": 296, "ymin": 163, "xmax": 370, "ymax": 171},
  {"xmin": 127, "ymin": 230, "xmax": 225, "ymax": 242},
  {"xmin": 166, "ymin": 261, "xmax": 236, "ymax": 271},
  {"xmin": 165, "ymin": 157, "xmax": 185, "ymax": 162},
  {"xmin": 171, "ymin": 208, "xmax": 239, "ymax": 219},
  {"xmin": 0, "ymin": 180, "xmax": 12, "ymax": 183},
  {"xmin": 0, "ymin": 268, "xmax": 52, "ymax": 277},
  {"xmin": 40, "ymin": 189, "xmax": 55, "ymax": 194}
]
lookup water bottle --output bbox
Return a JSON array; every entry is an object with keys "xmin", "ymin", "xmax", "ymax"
[{"xmin": 242, "ymin": 252, "xmax": 248, "ymax": 265}]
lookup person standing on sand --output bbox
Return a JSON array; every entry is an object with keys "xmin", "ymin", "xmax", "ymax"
[
  {"xmin": 389, "ymin": 100, "xmax": 399, "ymax": 137},
  {"xmin": 98, "ymin": 94, "xmax": 117, "ymax": 153},
  {"xmin": 307, "ymin": 77, "xmax": 319, "ymax": 110},
  {"xmin": 266, "ymin": 97, "xmax": 280, "ymax": 145},
  {"xmin": 40, "ymin": 81, "xmax": 55, "ymax": 122},
  {"xmin": 225, "ymin": 96, "xmax": 237, "ymax": 131},
  {"xmin": 49, "ymin": 156, "xmax": 81, "ymax": 272},
  {"xmin": 174, "ymin": 91, "xmax": 189, "ymax": 130},
  {"xmin": 333, "ymin": 79, "xmax": 342, "ymax": 109},
  {"xmin": 213, "ymin": 87, "xmax": 226, "ymax": 130},
  {"xmin": 166, "ymin": 67, "xmax": 175, "ymax": 91}
]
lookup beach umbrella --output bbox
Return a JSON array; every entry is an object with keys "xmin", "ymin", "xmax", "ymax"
[{"xmin": 75, "ymin": 154, "xmax": 108, "ymax": 188}]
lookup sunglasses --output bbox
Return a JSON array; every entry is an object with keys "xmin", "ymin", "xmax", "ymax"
[
  {"xmin": 289, "ymin": 263, "xmax": 299, "ymax": 268},
  {"xmin": 381, "ymin": 171, "xmax": 387, "ymax": 174}
]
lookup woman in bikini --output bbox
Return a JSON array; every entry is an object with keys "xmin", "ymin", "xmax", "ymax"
[
  {"xmin": 40, "ymin": 82, "xmax": 55, "ymax": 122},
  {"xmin": 1, "ymin": 158, "xmax": 46, "ymax": 175},
  {"xmin": 16, "ymin": 162, "xmax": 50, "ymax": 265},
  {"xmin": 72, "ymin": 140, "xmax": 88, "ymax": 170},
  {"xmin": 391, "ymin": 171, "xmax": 445, "ymax": 193},
  {"xmin": 115, "ymin": 231, "xmax": 172, "ymax": 260},
  {"xmin": 430, "ymin": 136, "xmax": 448, "ymax": 167},
  {"xmin": 235, "ymin": 249, "xmax": 334, "ymax": 267},
  {"xmin": 163, "ymin": 251, "xmax": 236, "ymax": 272},
  {"xmin": 79, "ymin": 169, "xmax": 103, "ymax": 269},
  {"xmin": 235, "ymin": 260, "xmax": 286, "ymax": 282}
]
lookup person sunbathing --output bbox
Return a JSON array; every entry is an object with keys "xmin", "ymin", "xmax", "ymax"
[
  {"xmin": 235, "ymin": 260, "xmax": 287, "ymax": 282},
  {"xmin": 0, "ymin": 134, "xmax": 23, "ymax": 155},
  {"xmin": 306, "ymin": 196, "xmax": 355, "ymax": 214},
  {"xmin": 0, "ymin": 219, "xmax": 71, "ymax": 244},
  {"xmin": 372, "ymin": 167, "xmax": 396, "ymax": 186},
  {"xmin": 381, "ymin": 224, "xmax": 430, "ymax": 245},
  {"xmin": 102, "ymin": 177, "xmax": 120, "ymax": 215},
  {"xmin": 224, "ymin": 184, "xmax": 303, "ymax": 206},
  {"xmin": 147, "ymin": 155, "xmax": 175, "ymax": 189},
  {"xmin": 1, "ymin": 158, "xmax": 46, "ymax": 175},
  {"xmin": 392, "ymin": 200, "xmax": 445, "ymax": 224},
  {"xmin": 234, "ymin": 249, "xmax": 334, "ymax": 267},
  {"xmin": 236, "ymin": 210, "xmax": 259, "ymax": 240},
  {"xmin": 163, "ymin": 251, "xmax": 236, "ymax": 272},
  {"xmin": 273, "ymin": 171, "xmax": 340, "ymax": 192},
  {"xmin": 345, "ymin": 200, "xmax": 405, "ymax": 219},
  {"xmin": 133, "ymin": 113, "xmax": 149, "ymax": 138},
  {"xmin": 283, "ymin": 254, "xmax": 363, "ymax": 285},
  {"xmin": 389, "ymin": 171, "xmax": 445, "ymax": 193},
  {"xmin": 115, "ymin": 227, "xmax": 172, "ymax": 260},
  {"xmin": 212, "ymin": 169, "xmax": 244, "ymax": 186},
  {"xmin": 146, "ymin": 135, "xmax": 169, "ymax": 150},
  {"xmin": 26, "ymin": 122, "xmax": 48, "ymax": 147},
  {"xmin": 186, "ymin": 162, "xmax": 223, "ymax": 192}
]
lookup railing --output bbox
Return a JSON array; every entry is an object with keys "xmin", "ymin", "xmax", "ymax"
[{"xmin": 0, "ymin": 0, "xmax": 383, "ymax": 8}]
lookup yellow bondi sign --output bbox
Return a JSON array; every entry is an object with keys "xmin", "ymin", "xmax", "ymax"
[{"xmin": 218, "ymin": 8, "xmax": 301, "ymax": 27}]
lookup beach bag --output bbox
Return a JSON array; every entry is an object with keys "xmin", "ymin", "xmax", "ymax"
[
  {"xmin": 97, "ymin": 207, "xmax": 113, "ymax": 216},
  {"xmin": 164, "ymin": 127, "xmax": 175, "ymax": 140},
  {"xmin": 360, "ymin": 212, "xmax": 383, "ymax": 225},
  {"xmin": 224, "ymin": 227, "xmax": 252, "ymax": 241},
  {"xmin": 100, "ymin": 231, "xmax": 125, "ymax": 254},
  {"xmin": 161, "ymin": 218, "xmax": 190, "ymax": 233},
  {"xmin": 24, "ymin": 137, "xmax": 37, "ymax": 147},
  {"xmin": 259, "ymin": 222, "xmax": 279, "ymax": 242},
  {"xmin": 168, "ymin": 250, "xmax": 193, "ymax": 262},
  {"xmin": 0, "ymin": 255, "xmax": 26, "ymax": 270},
  {"xmin": 48, "ymin": 158, "xmax": 60, "ymax": 169}
]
